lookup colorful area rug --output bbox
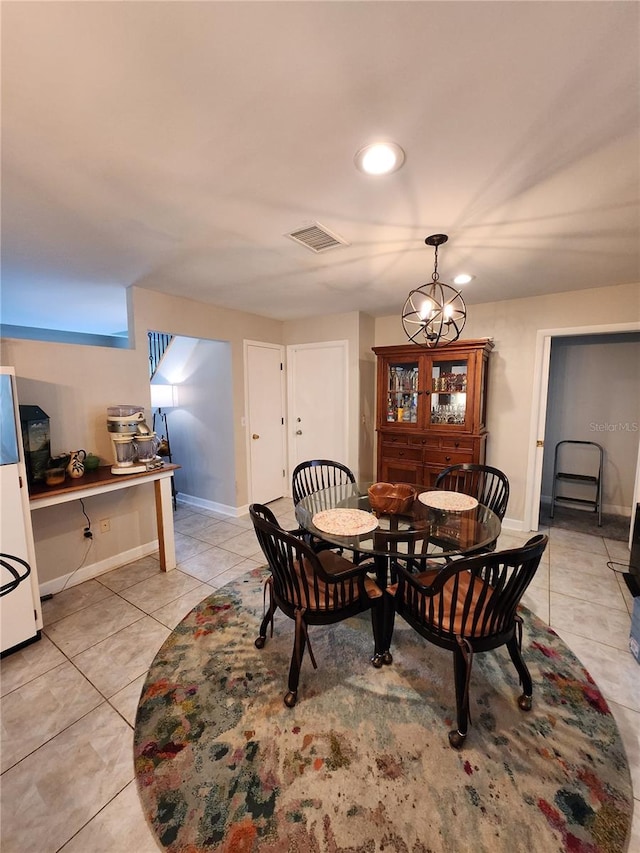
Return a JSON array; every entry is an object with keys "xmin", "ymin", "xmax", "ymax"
[{"xmin": 134, "ymin": 567, "xmax": 633, "ymax": 853}]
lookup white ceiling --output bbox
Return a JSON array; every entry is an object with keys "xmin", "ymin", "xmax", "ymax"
[{"xmin": 1, "ymin": 1, "xmax": 639, "ymax": 335}]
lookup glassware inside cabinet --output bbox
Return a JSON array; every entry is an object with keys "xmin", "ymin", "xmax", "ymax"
[
  {"xmin": 386, "ymin": 362, "xmax": 418, "ymax": 423},
  {"xmin": 431, "ymin": 358, "xmax": 467, "ymax": 425}
]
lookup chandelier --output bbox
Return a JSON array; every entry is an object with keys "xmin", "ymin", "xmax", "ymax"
[{"xmin": 401, "ymin": 234, "xmax": 467, "ymax": 347}]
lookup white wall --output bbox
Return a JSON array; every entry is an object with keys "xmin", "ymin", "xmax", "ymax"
[
  {"xmin": 541, "ymin": 333, "xmax": 640, "ymax": 513},
  {"xmin": 358, "ymin": 312, "xmax": 376, "ymax": 481},
  {"xmin": 375, "ymin": 281, "xmax": 640, "ymax": 528},
  {"xmin": 1, "ymin": 287, "xmax": 284, "ymax": 586},
  {"xmin": 130, "ymin": 286, "xmax": 283, "ymax": 508},
  {"xmin": 1, "ymin": 336, "xmax": 157, "ymax": 586}
]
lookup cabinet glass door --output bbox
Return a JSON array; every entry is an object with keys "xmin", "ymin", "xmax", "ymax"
[
  {"xmin": 385, "ymin": 359, "xmax": 419, "ymax": 424},
  {"xmin": 430, "ymin": 356, "xmax": 468, "ymax": 427}
]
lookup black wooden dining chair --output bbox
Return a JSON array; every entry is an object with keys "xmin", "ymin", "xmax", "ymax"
[
  {"xmin": 435, "ymin": 463, "xmax": 510, "ymax": 552},
  {"xmin": 435, "ymin": 463, "xmax": 510, "ymax": 520},
  {"xmin": 250, "ymin": 503, "xmax": 390, "ymax": 708},
  {"xmin": 383, "ymin": 534, "xmax": 548, "ymax": 749},
  {"xmin": 291, "ymin": 459, "xmax": 358, "ymax": 556}
]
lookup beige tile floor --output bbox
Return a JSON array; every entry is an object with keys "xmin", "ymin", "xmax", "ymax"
[{"xmin": 1, "ymin": 499, "xmax": 638, "ymax": 852}]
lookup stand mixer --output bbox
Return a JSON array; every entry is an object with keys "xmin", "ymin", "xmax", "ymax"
[{"xmin": 107, "ymin": 406, "xmax": 163, "ymax": 475}]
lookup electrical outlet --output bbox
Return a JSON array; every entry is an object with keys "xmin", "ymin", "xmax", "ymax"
[{"xmin": 99, "ymin": 519, "xmax": 110, "ymax": 533}]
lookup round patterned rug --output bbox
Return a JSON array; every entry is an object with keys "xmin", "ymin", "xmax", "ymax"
[{"xmin": 134, "ymin": 567, "xmax": 633, "ymax": 853}]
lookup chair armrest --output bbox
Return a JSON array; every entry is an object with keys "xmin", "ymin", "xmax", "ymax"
[
  {"xmin": 393, "ymin": 559, "xmax": 464, "ymax": 596},
  {"xmin": 313, "ymin": 550, "xmax": 367, "ymax": 583}
]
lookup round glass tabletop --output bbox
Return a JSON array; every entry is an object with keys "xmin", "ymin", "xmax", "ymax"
[{"xmin": 295, "ymin": 481, "xmax": 501, "ymax": 560}]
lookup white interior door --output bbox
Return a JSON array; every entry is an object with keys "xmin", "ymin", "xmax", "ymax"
[
  {"xmin": 245, "ymin": 342, "xmax": 286, "ymax": 504},
  {"xmin": 287, "ymin": 341, "xmax": 348, "ymax": 476}
]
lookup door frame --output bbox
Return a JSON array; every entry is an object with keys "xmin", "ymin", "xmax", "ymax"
[
  {"xmin": 523, "ymin": 320, "xmax": 640, "ymax": 532},
  {"xmin": 286, "ymin": 340, "xmax": 350, "ymax": 493},
  {"xmin": 243, "ymin": 340, "xmax": 287, "ymax": 505}
]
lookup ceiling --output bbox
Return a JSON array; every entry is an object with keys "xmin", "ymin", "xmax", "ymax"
[{"xmin": 1, "ymin": 1, "xmax": 639, "ymax": 336}]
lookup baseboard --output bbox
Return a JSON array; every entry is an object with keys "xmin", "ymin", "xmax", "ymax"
[
  {"xmin": 177, "ymin": 493, "xmax": 248, "ymax": 519},
  {"xmin": 39, "ymin": 541, "xmax": 160, "ymax": 596},
  {"xmin": 501, "ymin": 517, "xmax": 526, "ymax": 532}
]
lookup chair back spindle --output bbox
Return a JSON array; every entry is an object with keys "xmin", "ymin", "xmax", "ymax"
[{"xmin": 292, "ymin": 459, "xmax": 356, "ymax": 506}]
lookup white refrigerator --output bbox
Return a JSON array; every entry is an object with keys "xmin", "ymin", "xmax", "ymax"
[{"xmin": 1, "ymin": 368, "xmax": 42, "ymax": 655}]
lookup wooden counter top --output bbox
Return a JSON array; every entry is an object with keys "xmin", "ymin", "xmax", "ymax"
[{"xmin": 29, "ymin": 464, "xmax": 180, "ymax": 503}]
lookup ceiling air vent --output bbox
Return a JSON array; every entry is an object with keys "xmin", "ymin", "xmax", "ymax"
[{"xmin": 285, "ymin": 222, "xmax": 349, "ymax": 253}]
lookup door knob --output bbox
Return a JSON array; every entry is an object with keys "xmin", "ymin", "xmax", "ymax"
[
  {"xmin": 296, "ymin": 430, "xmax": 302, "ymax": 435},
  {"xmin": 252, "ymin": 434, "xmax": 260, "ymax": 440}
]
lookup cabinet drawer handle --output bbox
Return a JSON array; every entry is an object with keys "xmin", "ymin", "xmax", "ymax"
[
  {"xmin": 445, "ymin": 456, "xmax": 451, "ymax": 462},
  {"xmin": 399, "ymin": 451, "xmax": 404, "ymax": 457},
  {"xmin": 454, "ymin": 442, "xmax": 460, "ymax": 448}
]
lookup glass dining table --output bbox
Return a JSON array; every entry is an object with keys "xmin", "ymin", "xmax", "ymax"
[{"xmin": 294, "ymin": 481, "xmax": 502, "ymax": 587}]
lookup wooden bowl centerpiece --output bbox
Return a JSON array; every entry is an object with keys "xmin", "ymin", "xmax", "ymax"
[{"xmin": 368, "ymin": 482, "xmax": 416, "ymax": 515}]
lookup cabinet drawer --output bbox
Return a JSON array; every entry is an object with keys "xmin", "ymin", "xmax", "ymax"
[
  {"xmin": 440, "ymin": 436, "xmax": 475, "ymax": 451},
  {"xmin": 381, "ymin": 433, "xmax": 410, "ymax": 446},
  {"xmin": 381, "ymin": 443, "xmax": 422, "ymax": 462},
  {"xmin": 409, "ymin": 435, "xmax": 440, "ymax": 450},
  {"xmin": 424, "ymin": 449, "xmax": 474, "ymax": 467}
]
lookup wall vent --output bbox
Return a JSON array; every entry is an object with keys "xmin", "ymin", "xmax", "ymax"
[{"xmin": 285, "ymin": 222, "xmax": 349, "ymax": 253}]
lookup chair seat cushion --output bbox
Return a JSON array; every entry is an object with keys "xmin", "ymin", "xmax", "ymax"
[
  {"xmin": 389, "ymin": 569, "xmax": 494, "ymax": 637},
  {"xmin": 317, "ymin": 550, "xmax": 354, "ymax": 575},
  {"xmin": 294, "ymin": 551, "xmax": 381, "ymax": 610}
]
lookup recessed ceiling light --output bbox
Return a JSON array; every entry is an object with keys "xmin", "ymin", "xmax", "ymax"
[
  {"xmin": 453, "ymin": 273, "xmax": 475, "ymax": 285},
  {"xmin": 354, "ymin": 142, "xmax": 405, "ymax": 175}
]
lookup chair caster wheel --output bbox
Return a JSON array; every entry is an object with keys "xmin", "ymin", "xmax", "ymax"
[
  {"xmin": 382, "ymin": 651, "xmax": 393, "ymax": 666},
  {"xmin": 371, "ymin": 654, "xmax": 384, "ymax": 668},
  {"xmin": 284, "ymin": 691, "xmax": 297, "ymax": 708},
  {"xmin": 448, "ymin": 730, "xmax": 466, "ymax": 750},
  {"xmin": 518, "ymin": 694, "xmax": 532, "ymax": 712},
  {"xmin": 255, "ymin": 636, "xmax": 266, "ymax": 649}
]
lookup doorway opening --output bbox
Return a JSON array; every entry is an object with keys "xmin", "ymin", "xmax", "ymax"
[
  {"xmin": 538, "ymin": 332, "xmax": 640, "ymax": 542},
  {"xmin": 525, "ymin": 323, "xmax": 640, "ymax": 546},
  {"xmin": 149, "ymin": 332, "xmax": 237, "ymax": 515}
]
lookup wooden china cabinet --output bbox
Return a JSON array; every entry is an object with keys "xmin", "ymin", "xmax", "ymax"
[{"xmin": 373, "ymin": 339, "xmax": 494, "ymax": 488}]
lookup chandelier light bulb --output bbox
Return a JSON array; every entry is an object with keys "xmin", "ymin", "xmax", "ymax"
[{"xmin": 419, "ymin": 298, "xmax": 434, "ymax": 321}]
